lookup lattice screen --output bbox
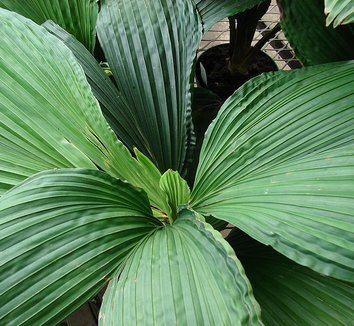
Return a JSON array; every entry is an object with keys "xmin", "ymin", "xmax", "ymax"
[{"xmin": 198, "ymin": 1, "xmax": 302, "ymax": 70}]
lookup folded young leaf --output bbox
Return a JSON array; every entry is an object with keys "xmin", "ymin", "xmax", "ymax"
[
  {"xmin": 0, "ymin": 9, "xmax": 169, "ymax": 212},
  {"xmin": 97, "ymin": 0, "xmax": 202, "ymax": 172},
  {"xmin": 325, "ymin": 0, "xmax": 354, "ymax": 27},
  {"xmin": 0, "ymin": 0, "xmax": 98, "ymax": 51},
  {"xmin": 0, "ymin": 169, "xmax": 161, "ymax": 325},
  {"xmin": 278, "ymin": 0, "xmax": 354, "ymax": 65},
  {"xmin": 159, "ymin": 170, "xmax": 190, "ymax": 219},
  {"xmin": 191, "ymin": 61, "xmax": 354, "ymax": 282},
  {"xmin": 227, "ymin": 230, "xmax": 354, "ymax": 325},
  {"xmin": 99, "ymin": 210, "xmax": 261, "ymax": 325}
]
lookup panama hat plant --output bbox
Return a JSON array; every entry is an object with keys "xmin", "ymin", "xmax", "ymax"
[{"xmin": 0, "ymin": 0, "xmax": 353, "ymax": 324}]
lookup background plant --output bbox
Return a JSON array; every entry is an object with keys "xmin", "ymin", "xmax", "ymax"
[
  {"xmin": 0, "ymin": 0, "xmax": 353, "ymax": 325},
  {"xmin": 227, "ymin": 0, "xmax": 280, "ymax": 75}
]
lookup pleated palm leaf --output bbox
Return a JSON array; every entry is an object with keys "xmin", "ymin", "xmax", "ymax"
[
  {"xmin": 278, "ymin": 0, "xmax": 354, "ymax": 65},
  {"xmin": 0, "ymin": 0, "xmax": 353, "ymax": 325}
]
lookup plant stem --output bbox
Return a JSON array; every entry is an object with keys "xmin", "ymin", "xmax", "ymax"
[
  {"xmin": 228, "ymin": 0, "xmax": 271, "ymax": 75},
  {"xmin": 240, "ymin": 22, "xmax": 281, "ymax": 70}
]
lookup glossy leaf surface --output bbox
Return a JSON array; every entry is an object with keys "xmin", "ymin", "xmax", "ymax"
[
  {"xmin": 0, "ymin": 169, "xmax": 160, "ymax": 325},
  {"xmin": 192, "ymin": 61, "xmax": 354, "ymax": 282},
  {"xmin": 0, "ymin": 0, "xmax": 98, "ymax": 51},
  {"xmin": 43, "ymin": 20, "xmax": 144, "ymax": 152},
  {"xmin": 278, "ymin": 0, "xmax": 354, "ymax": 65},
  {"xmin": 0, "ymin": 10, "xmax": 169, "ymax": 212},
  {"xmin": 228, "ymin": 230, "xmax": 354, "ymax": 325},
  {"xmin": 97, "ymin": 0, "xmax": 202, "ymax": 172},
  {"xmin": 99, "ymin": 210, "xmax": 262, "ymax": 325}
]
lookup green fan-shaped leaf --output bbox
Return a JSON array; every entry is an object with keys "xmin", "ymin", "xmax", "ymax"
[
  {"xmin": 193, "ymin": 0, "xmax": 264, "ymax": 31},
  {"xmin": 0, "ymin": 0, "xmax": 98, "ymax": 51},
  {"xmin": 99, "ymin": 210, "xmax": 261, "ymax": 325},
  {"xmin": 325, "ymin": 0, "xmax": 354, "ymax": 27},
  {"xmin": 227, "ymin": 230, "xmax": 354, "ymax": 325},
  {"xmin": 191, "ymin": 61, "xmax": 354, "ymax": 282},
  {"xmin": 0, "ymin": 9, "xmax": 169, "ymax": 212},
  {"xmin": 0, "ymin": 169, "xmax": 161, "ymax": 325},
  {"xmin": 43, "ymin": 20, "xmax": 147, "ymax": 153},
  {"xmin": 96, "ymin": 0, "xmax": 268, "ymax": 172},
  {"xmin": 97, "ymin": 0, "xmax": 202, "ymax": 172},
  {"xmin": 278, "ymin": 0, "xmax": 354, "ymax": 65}
]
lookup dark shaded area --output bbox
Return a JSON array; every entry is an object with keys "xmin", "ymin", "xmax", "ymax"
[{"xmin": 196, "ymin": 44, "xmax": 278, "ymax": 99}]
